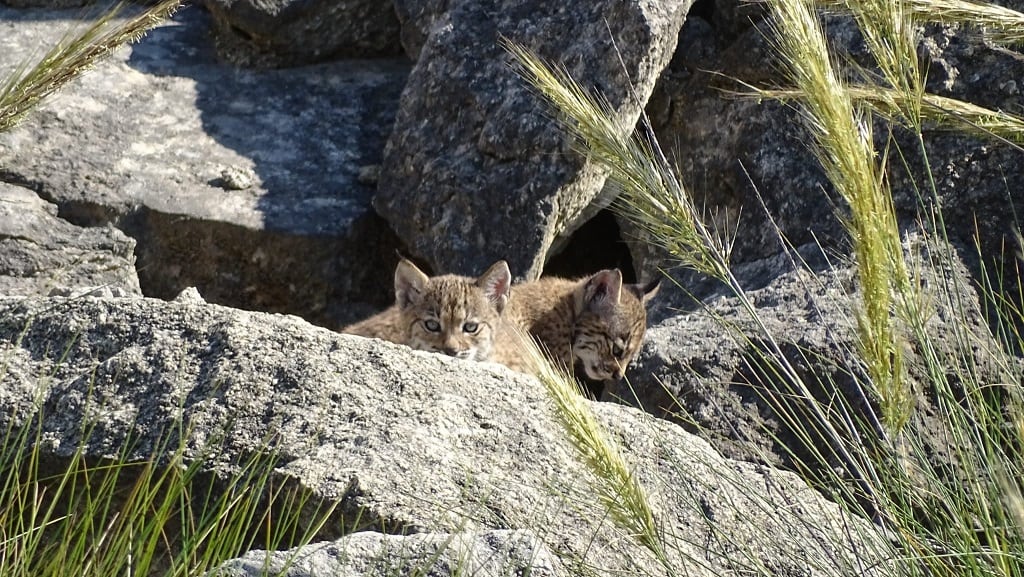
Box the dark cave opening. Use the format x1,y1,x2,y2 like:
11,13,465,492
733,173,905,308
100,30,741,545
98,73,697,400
690,0,714,20
542,208,637,283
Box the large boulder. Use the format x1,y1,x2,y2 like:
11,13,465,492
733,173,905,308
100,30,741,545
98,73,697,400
647,16,840,270
0,294,890,576
610,236,1012,483
0,182,141,297
0,4,409,328
202,0,403,68
376,0,691,281
651,9,1024,282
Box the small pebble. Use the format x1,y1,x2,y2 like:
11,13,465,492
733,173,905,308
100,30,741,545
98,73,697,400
219,166,256,190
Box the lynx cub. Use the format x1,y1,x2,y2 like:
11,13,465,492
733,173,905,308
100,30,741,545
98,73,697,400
494,269,659,381
343,258,512,361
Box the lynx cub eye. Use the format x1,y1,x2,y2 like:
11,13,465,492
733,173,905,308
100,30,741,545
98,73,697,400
612,339,626,359
424,319,442,332
462,321,479,334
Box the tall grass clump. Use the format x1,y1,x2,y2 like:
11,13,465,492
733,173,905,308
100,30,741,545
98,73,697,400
0,0,182,132
0,388,337,577
891,236,1024,577
796,1,1024,571
509,0,1024,574
766,0,916,431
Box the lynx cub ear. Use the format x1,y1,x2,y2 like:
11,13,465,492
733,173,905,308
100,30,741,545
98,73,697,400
633,278,660,304
477,260,512,314
580,269,623,312
394,258,430,309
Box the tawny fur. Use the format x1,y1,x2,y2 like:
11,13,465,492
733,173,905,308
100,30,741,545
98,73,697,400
491,270,659,381
343,259,511,362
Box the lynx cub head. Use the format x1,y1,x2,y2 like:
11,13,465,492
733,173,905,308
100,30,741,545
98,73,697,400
572,269,659,381
395,258,511,361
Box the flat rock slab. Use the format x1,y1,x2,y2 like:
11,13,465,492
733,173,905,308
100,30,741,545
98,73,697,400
0,5,411,327
213,530,560,577
376,0,690,280
0,182,141,297
0,295,890,576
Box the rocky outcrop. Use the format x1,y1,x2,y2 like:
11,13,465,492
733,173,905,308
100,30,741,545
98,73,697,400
6,2,1024,573
0,295,890,576
0,183,141,297
612,252,860,468
202,0,403,68
0,4,409,328
375,0,691,281
610,11,1024,463
647,17,840,270
4,2,1021,315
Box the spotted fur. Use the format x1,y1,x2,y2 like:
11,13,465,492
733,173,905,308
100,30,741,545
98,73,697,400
495,269,659,381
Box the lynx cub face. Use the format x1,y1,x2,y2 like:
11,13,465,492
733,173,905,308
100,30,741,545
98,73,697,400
571,269,659,381
342,258,511,362
396,259,511,361
495,268,659,383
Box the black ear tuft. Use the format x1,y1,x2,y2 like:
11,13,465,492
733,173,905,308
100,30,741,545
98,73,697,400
627,277,661,305
640,278,661,303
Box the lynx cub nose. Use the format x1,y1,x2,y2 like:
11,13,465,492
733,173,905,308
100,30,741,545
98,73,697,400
443,346,470,359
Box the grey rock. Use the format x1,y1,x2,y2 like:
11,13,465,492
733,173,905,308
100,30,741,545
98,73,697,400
0,295,890,576
376,0,691,280
887,19,1024,286
202,0,402,68
705,0,766,44
212,530,560,577
173,285,206,303
392,0,449,60
0,182,141,297
0,0,87,7
610,236,1011,483
651,17,843,269
0,5,411,328
611,257,858,468
217,166,256,191
652,12,1024,283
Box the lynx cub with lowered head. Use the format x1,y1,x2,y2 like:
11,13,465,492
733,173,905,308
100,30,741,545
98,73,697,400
343,258,512,362
494,268,659,382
